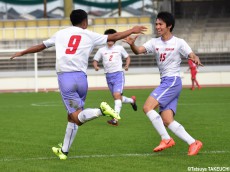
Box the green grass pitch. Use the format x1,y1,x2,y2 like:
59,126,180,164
0,87,229,172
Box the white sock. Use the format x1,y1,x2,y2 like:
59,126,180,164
78,108,102,123
146,110,171,140
62,122,78,153
114,99,122,114
168,120,195,145
122,96,134,104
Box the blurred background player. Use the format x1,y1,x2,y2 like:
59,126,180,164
10,9,147,160
124,11,203,156
187,59,201,90
93,29,137,126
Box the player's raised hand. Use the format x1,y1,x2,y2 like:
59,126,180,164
131,26,147,34
123,35,139,46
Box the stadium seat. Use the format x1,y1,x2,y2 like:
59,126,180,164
128,17,139,24
94,18,105,25
48,27,60,36
15,28,26,39
3,28,15,40
3,21,15,28
15,20,27,27
104,25,117,31
37,20,49,27
26,28,38,39
49,19,60,26
60,18,70,26
139,16,151,23
0,29,3,40
116,25,129,32
37,27,49,39
105,18,116,25
117,18,128,24
26,20,37,27
93,25,106,34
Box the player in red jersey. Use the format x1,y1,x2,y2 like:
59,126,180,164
188,59,201,90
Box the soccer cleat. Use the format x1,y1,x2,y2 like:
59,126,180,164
188,140,203,156
153,138,175,152
107,118,118,126
100,102,121,120
131,96,137,111
52,145,67,160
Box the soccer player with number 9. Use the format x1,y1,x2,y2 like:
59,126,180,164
10,9,147,160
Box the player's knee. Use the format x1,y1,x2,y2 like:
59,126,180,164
69,111,83,126
113,93,121,100
143,105,150,114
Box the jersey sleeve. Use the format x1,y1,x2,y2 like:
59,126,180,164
43,34,56,48
89,31,108,46
178,39,192,58
143,39,155,54
120,46,129,58
93,48,102,62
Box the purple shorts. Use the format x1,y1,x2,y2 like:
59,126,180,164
150,76,182,114
106,71,125,94
58,71,88,114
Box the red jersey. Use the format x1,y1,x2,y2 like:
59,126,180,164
188,59,197,71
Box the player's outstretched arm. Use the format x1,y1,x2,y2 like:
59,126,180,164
10,44,47,60
188,52,204,67
107,26,147,42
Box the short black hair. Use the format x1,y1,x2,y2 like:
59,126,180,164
70,9,88,26
104,29,117,35
157,11,175,32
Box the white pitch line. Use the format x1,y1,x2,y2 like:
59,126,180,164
0,151,229,162
31,102,62,107
29,102,230,107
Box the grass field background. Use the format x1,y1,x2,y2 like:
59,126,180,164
0,87,229,172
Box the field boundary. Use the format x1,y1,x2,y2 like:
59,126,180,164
1,150,229,162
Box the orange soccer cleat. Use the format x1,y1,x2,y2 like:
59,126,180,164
153,138,175,152
188,140,203,156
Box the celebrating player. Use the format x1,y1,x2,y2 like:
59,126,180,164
10,9,147,160
124,11,203,155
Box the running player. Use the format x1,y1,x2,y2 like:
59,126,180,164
93,29,137,126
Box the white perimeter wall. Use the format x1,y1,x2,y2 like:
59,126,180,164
0,66,229,92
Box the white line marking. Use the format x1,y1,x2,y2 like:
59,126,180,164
31,102,62,107
0,151,229,162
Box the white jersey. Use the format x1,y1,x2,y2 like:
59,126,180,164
93,45,129,73
43,26,108,73
143,36,192,78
